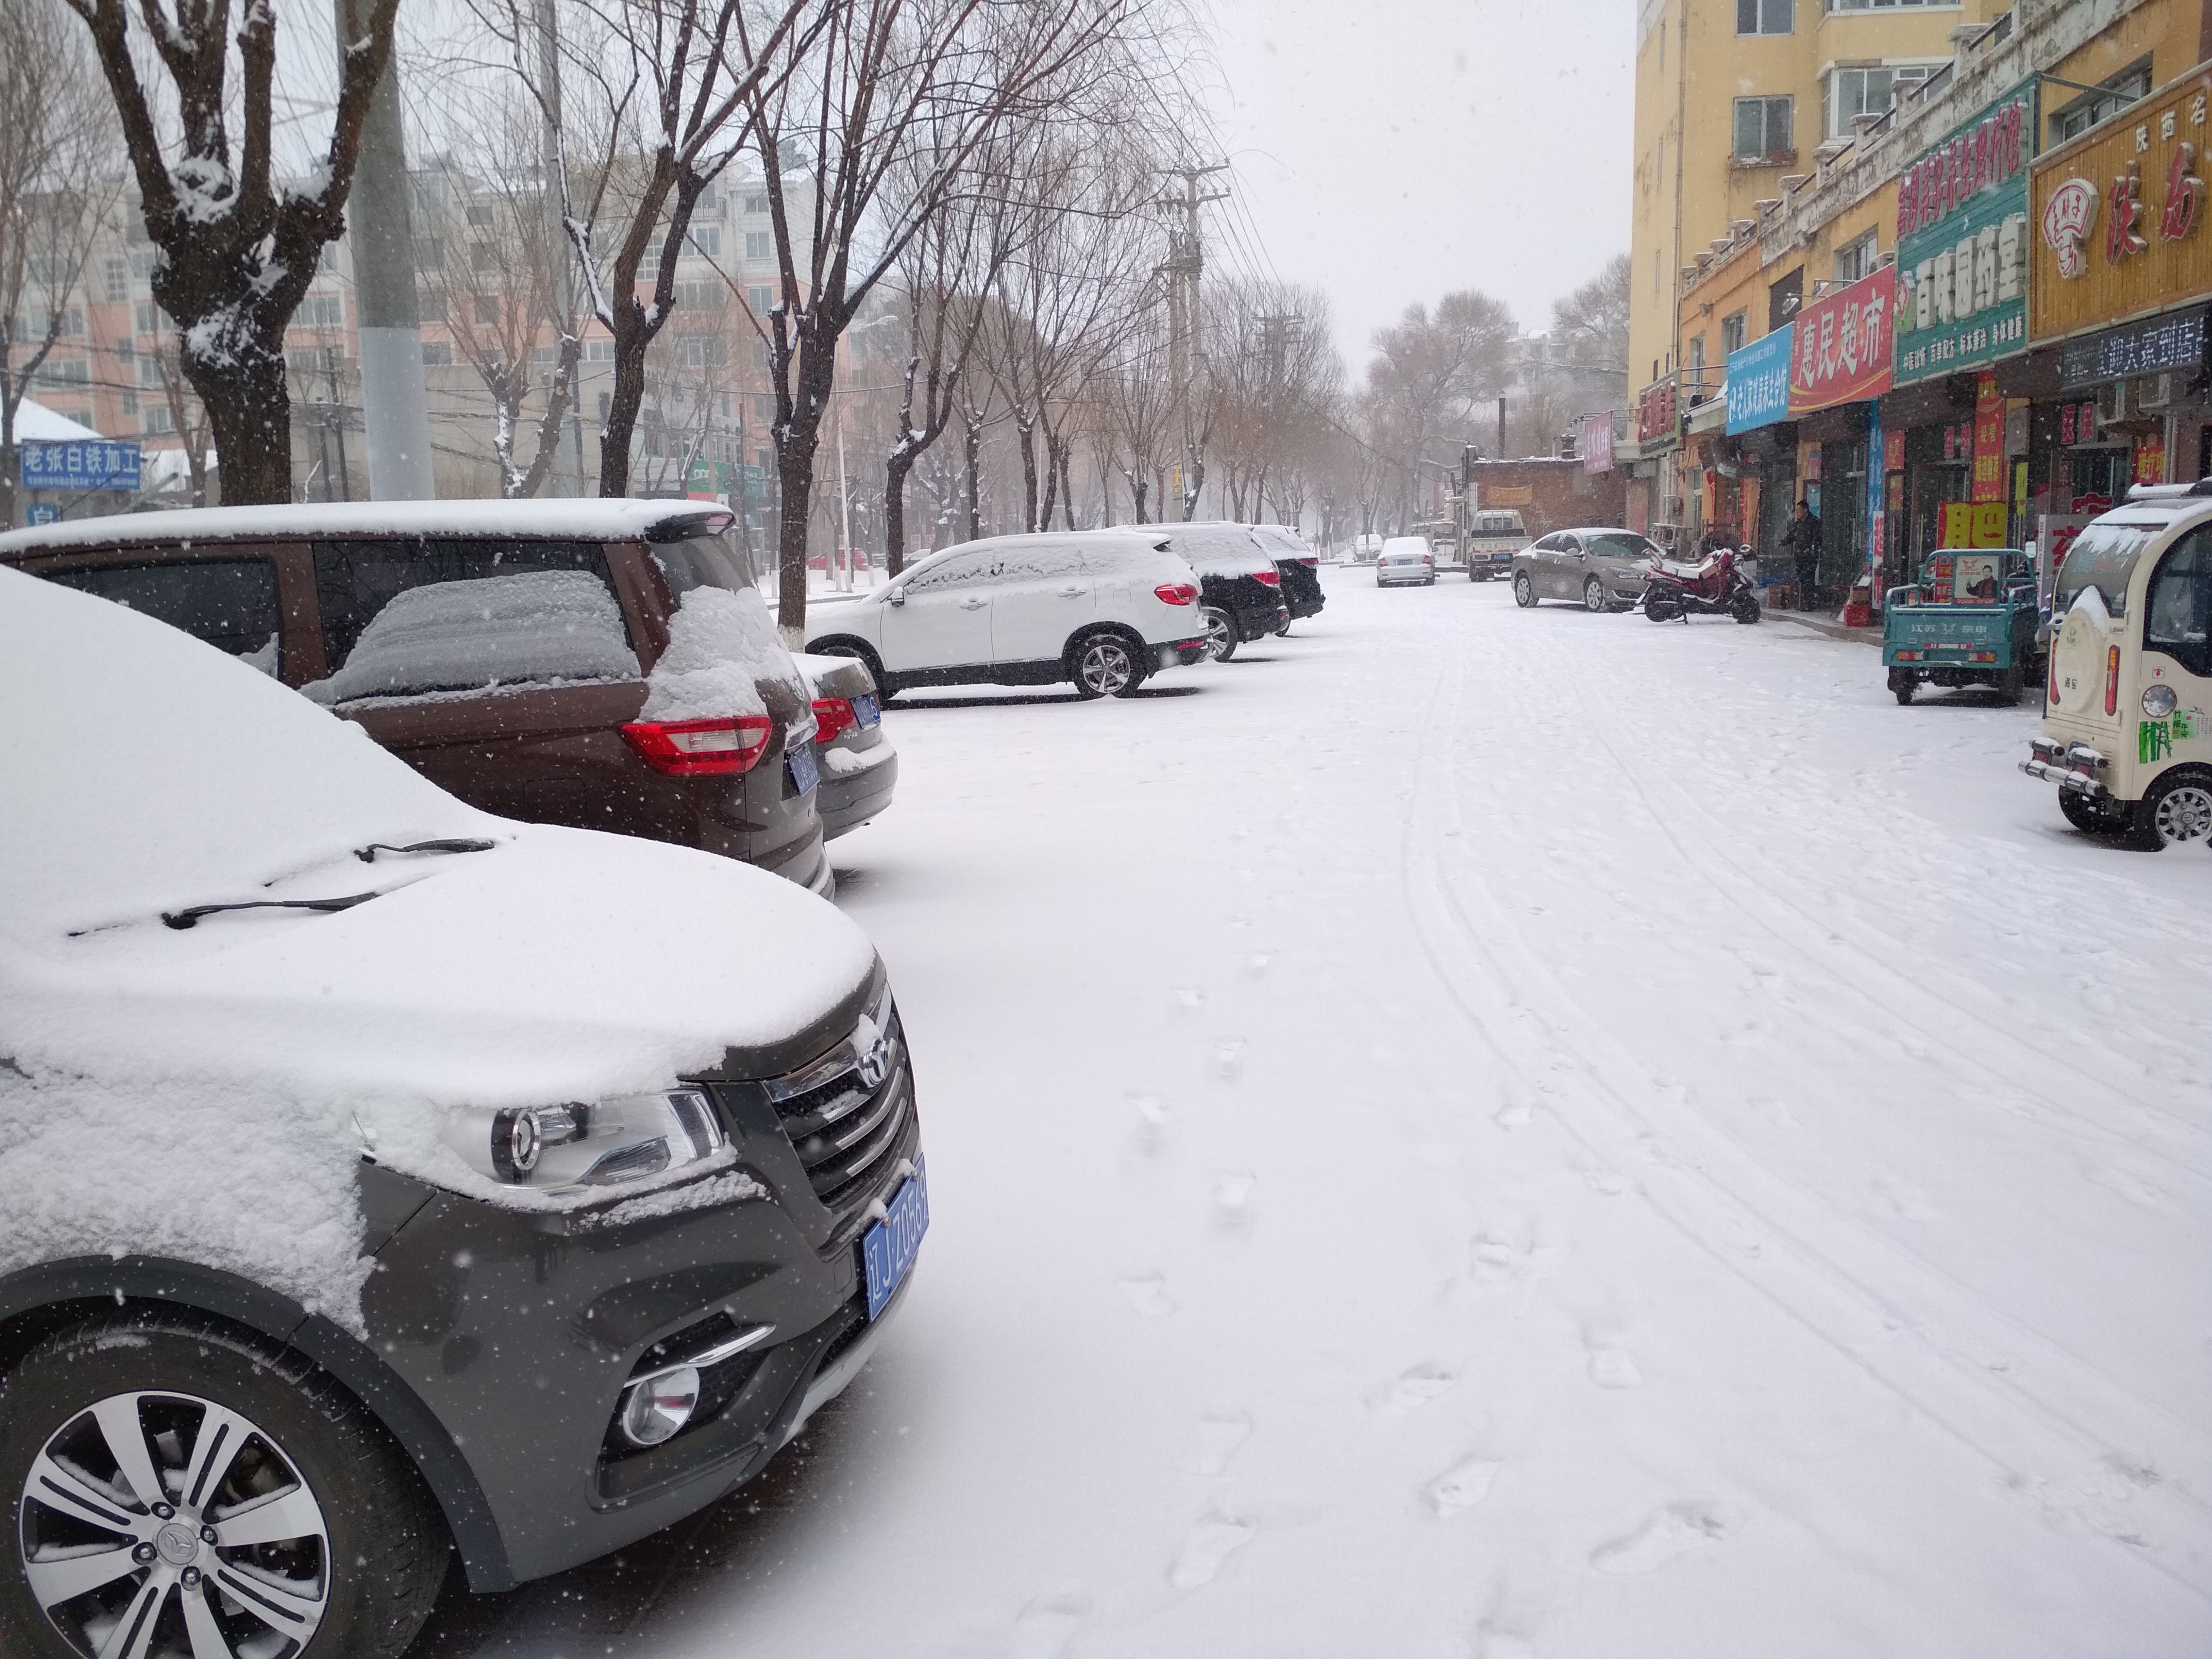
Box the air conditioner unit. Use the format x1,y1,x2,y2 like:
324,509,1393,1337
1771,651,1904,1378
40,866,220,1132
2137,372,2181,413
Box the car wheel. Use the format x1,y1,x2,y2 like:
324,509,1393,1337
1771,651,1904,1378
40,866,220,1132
1200,608,1237,663
1274,619,1292,637
2058,788,2127,833
0,1313,447,1659
1512,572,1536,608
1072,631,1141,699
2132,771,2212,850
1995,664,2026,705
1888,668,1916,705
1583,577,1607,614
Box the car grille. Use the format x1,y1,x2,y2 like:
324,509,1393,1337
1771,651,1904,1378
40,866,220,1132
761,988,918,1245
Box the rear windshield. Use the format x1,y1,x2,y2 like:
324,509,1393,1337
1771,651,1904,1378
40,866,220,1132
43,557,281,674
2053,522,2159,621
306,538,639,703
1587,533,1658,562
651,529,765,596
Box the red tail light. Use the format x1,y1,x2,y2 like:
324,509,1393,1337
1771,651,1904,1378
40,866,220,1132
2048,652,2060,707
1297,556,1318,566
1153,581,1199,605
2104,644,2121,715
1254,568,1281,586
811,697,857,744
622,714,774,775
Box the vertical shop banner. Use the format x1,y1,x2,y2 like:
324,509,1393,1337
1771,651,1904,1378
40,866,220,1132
1896,81,2038,383
1970,371,2006,501
1724,325,1794,433
1580,412,1614,474
1787,266,1896,414
1865,405,1885,599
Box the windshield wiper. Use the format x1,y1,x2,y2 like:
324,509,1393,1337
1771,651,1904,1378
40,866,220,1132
353,838,496,862
162,893,380,930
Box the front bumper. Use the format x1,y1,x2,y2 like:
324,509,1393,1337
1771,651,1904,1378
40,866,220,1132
2020,736,2111,797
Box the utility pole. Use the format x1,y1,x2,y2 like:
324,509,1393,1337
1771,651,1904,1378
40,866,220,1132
340,0,435,500
534,0,585,496
1160,163,1226,522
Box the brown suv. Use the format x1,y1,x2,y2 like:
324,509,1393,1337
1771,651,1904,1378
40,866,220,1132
0,499,832,893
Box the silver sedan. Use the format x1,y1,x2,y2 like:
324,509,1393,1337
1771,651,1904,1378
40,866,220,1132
1511,528,1658,613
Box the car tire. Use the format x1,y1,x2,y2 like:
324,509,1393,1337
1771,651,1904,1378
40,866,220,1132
1888,669,1916,705
1583,577,1607,614
0,1312,448,1659
1512,572,1537,608
1200,608,1237,663
812,641,893,701
2131,769,2212,850
1274,619,1292,637
1995,664,2026,705
1071,631,1143,699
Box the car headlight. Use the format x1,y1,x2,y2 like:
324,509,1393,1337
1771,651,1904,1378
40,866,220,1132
2143,684,2179,718
441,1086,726,1193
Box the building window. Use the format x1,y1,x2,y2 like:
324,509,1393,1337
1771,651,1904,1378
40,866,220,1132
674,279,721,311
586,339,615,361
470,243,495,272
298,294,344,330
745,231,774,260
1736,0,1791,33
474,294,500,326
1833,230,1880,283
1721,310,1749,355
422,341,453,366
1825,64,1941,138
747,283,774,311
2051,64,2152,144
674,334,727,368
1733,96,1794,163
598,391,610,423
743,194,769,215
418,238,444,270
688,225,722,257
320,244,340,272
121,390,138,414
418,294,448,324
104,258,129,303
1768,266,1803,329
466,204,495,227
143,407,174,434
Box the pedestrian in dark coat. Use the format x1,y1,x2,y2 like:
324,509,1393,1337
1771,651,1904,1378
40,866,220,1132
1788,500,1822,609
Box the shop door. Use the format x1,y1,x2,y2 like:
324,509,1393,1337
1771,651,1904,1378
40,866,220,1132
1757,462,1796,559
1914,463,1967,557
1821,439,1866,595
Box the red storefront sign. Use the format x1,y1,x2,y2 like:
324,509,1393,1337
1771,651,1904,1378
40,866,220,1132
1971,370,2006,501
1581,411,1615,473
1787,266,1897,414
1637,379,1678,443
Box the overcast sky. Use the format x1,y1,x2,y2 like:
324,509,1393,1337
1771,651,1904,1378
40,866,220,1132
1202,0,1635,379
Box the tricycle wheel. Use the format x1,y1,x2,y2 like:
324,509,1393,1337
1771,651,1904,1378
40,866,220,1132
1887,668,1915,705
1732,593,1761,624
1996,664,2026,705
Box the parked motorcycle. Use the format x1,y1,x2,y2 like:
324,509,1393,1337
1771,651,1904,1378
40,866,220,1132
1643,547,1762,625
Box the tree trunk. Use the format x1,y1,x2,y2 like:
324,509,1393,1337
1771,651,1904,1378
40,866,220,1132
1015,414,1039,532
965,410,983,542
884,449,915,576
597,315,652,497
1129,469,1149,523
186,332,294,506
773,334,839,646
1035,428,1060,533
1057,440,1076,530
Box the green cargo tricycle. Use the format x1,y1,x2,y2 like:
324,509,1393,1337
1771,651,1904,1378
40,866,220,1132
1883,549,2043,706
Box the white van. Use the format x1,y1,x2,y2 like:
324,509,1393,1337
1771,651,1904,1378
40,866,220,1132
803,531,1210,699
1464,509,1530,581
2021,482,2212,847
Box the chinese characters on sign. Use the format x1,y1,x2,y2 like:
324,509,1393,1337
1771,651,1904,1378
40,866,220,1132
2056,304,2209,388
1723,324,1793,434
19,440,143,492
1971,371,2006,503
1896,84,2037,384
1787,266,1895,414
1637,378,1678,446
1580,412,1615,474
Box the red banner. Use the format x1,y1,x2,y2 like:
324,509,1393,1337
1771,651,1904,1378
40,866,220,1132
1787,266,1896,415
1970,370,2005,503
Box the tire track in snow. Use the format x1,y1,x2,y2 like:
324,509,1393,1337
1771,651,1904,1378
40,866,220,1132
1393,629,2212,1601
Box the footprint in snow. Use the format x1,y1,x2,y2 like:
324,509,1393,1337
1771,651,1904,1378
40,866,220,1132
1590,1503,1737,1573
1245,952,1274,977
1211,1170,1255,1230
1495,1088,1534,1129
1168,1507,1256,1588
1873,1170,1934,1222
1186,1411,1252,1476
1367,1363,1455,1417
1213,1038,1245,1079
1118,1272,1176,1317
1425,1455,1501,1519
1582,1167,1628,1197
2085,1163,2161,1206
1174,986,1205,1011
1009,1589,1092,1659
1583,1328,1643,1389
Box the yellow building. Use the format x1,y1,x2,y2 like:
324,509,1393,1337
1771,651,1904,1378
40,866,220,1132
1630,0,2005,399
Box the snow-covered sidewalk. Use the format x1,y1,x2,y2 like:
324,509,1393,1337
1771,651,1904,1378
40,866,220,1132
420,568,2212,1659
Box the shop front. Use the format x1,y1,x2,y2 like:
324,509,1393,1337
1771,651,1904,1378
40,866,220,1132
1788,264,1896,614
1889,79,2038,573
1632,375,1682,547
2029,64,2212,572
1723,322,1797,576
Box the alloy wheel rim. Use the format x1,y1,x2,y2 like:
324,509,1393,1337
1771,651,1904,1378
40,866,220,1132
2154,784,2212,844
20,1389,331,1659
1204,614,1232,655
1083,641,1131,694
1584,579,1604,612
1515,575,1532,606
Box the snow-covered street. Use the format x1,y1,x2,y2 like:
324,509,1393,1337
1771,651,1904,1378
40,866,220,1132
418,565,2212,1659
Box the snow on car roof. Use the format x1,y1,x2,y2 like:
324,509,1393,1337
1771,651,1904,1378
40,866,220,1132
0,496,733,558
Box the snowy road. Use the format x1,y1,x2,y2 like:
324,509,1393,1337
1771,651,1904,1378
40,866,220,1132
417,567,2212,1659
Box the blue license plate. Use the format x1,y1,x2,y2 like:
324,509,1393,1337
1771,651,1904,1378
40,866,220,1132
788,739,820,795
853,692,881,728
862,1160,928,1319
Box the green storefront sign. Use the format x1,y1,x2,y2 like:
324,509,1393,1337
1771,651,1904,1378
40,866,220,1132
1893,81,2039,385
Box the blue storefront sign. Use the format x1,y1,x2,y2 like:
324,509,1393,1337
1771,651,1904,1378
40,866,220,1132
25,504,60,525
1724,324,1794,434
1893,80,2038,385
21,439,142,491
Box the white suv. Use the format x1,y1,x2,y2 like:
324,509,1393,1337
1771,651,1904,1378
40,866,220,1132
803,532,1210,699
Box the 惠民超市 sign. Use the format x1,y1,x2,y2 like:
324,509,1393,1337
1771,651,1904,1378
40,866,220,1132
1788,265,1894,414
1895,81,2038,385
1723,323,1793,434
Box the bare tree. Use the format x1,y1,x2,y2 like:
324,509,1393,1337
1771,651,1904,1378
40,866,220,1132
58,0,410,502
0,0,118,526
742,0,1169,641
149,337,214,505
1362,289,1515,526
1100,318,1172,523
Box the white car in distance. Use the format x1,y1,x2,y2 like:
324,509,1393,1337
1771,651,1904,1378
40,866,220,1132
1375,537,1437,587
803,532,1211,700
